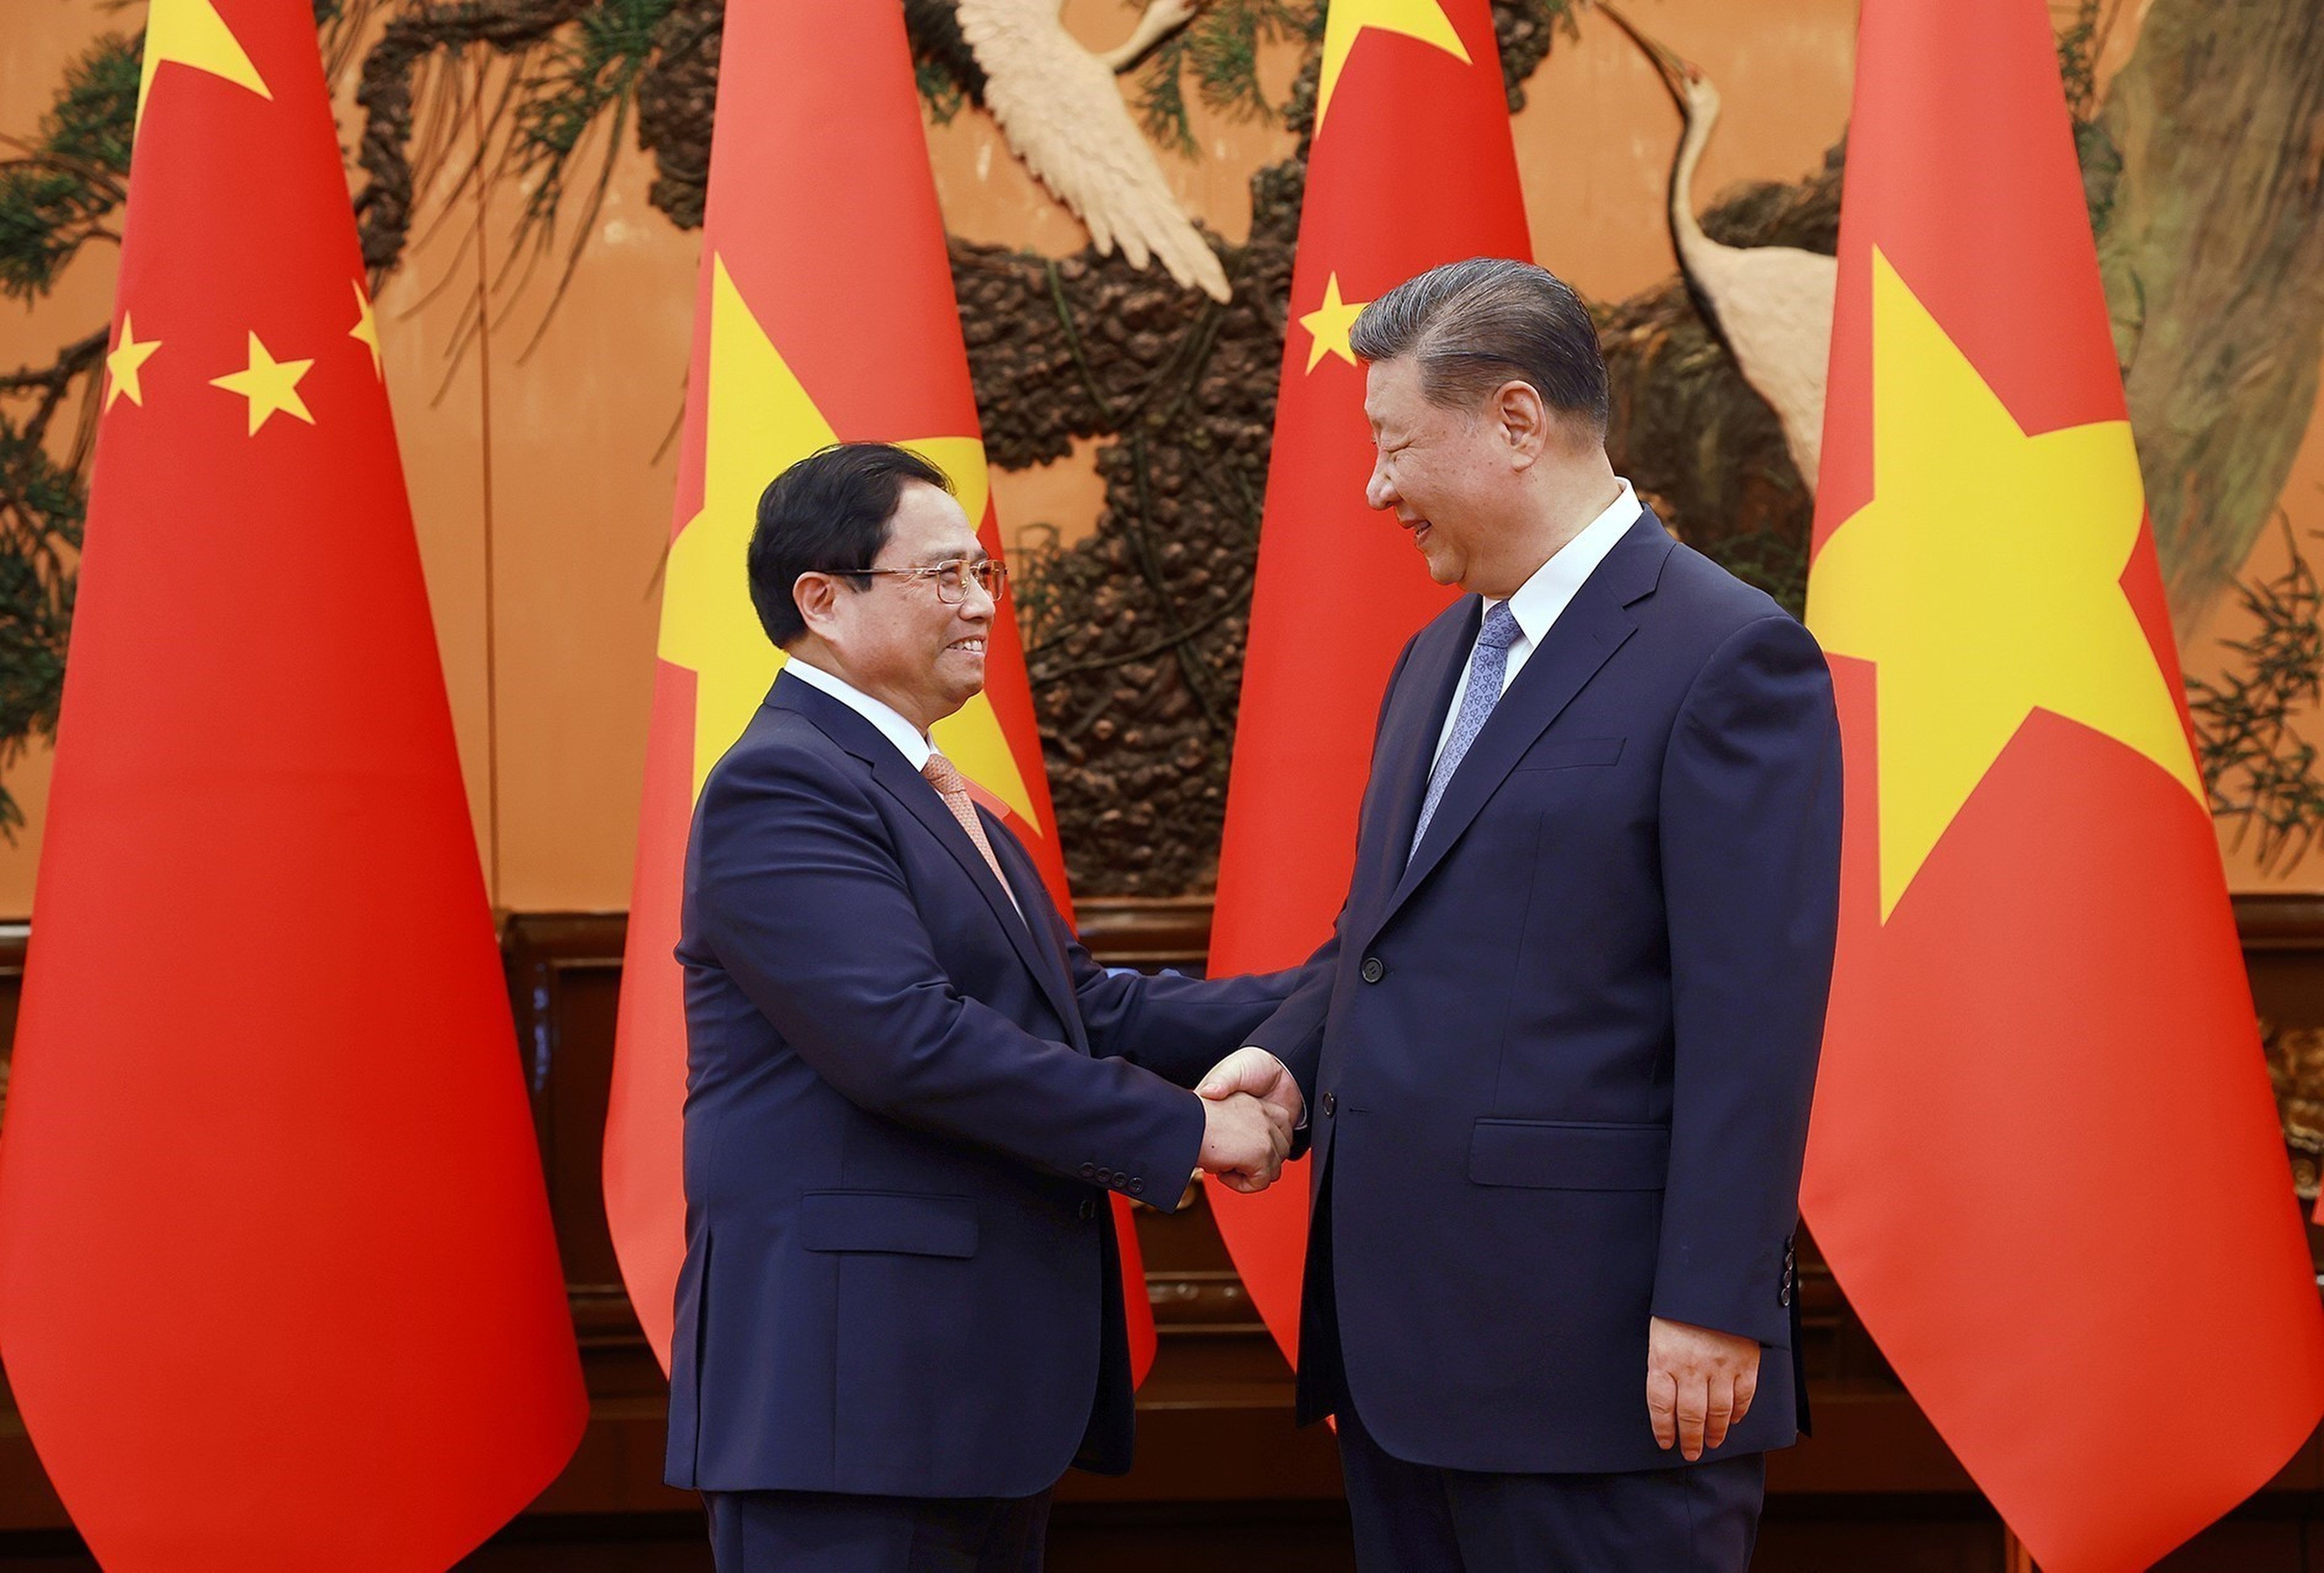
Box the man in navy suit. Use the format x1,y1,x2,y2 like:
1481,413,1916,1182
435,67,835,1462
666,442,1299,1572
1203,258,1843,1570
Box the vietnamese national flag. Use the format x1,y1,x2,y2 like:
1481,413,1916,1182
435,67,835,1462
1800,2,2324,1567
604,0,1157,1379
1207,0,1529,1366
0,0,587,1565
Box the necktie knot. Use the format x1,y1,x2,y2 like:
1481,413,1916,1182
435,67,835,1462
921,753,1026,924
1410,601,1524,859
1475,601,1520,652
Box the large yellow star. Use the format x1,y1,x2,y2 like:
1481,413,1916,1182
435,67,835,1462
1806,248,2199,921
348,281,384,380
1315,0,1470,135
137,0,272,126
105,314,161,412
209,332,313,435
658,255,1040,832
1300,273,1368,373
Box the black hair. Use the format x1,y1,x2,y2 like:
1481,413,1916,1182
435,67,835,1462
1348,257,1610,437
746,442,953,648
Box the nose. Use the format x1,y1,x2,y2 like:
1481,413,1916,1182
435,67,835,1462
1365,455,1397,512
959,574,997,622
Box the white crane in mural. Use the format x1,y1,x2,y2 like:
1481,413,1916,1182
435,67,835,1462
1599,3,1837,491
956,0,1234,302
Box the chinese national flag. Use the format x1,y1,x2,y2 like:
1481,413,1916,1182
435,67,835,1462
604,0,1155,1379
0,1,587,1566
1800,2,2324,1567
1207,0,1529,1365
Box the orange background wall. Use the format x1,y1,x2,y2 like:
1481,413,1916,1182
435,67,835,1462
3,0,2318,915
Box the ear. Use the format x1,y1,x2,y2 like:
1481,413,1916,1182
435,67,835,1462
793,571,845,637
1493,379,1551,469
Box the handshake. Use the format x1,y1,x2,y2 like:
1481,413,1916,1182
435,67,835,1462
1192,1046,1305,1193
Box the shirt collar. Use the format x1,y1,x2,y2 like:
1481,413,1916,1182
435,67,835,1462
1490,478,1642,647
783,654,934,771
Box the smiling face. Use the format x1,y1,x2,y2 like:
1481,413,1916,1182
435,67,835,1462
819,480,993,733
1363,355,1533,595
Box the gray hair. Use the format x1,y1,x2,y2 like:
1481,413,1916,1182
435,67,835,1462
1347,257,1609,437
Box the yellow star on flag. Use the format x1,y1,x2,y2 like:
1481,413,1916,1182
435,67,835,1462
210,332,314,435
137,0,272,125
348,281,384,380
657,254,1040,830
1315,0,1470,135
1806,248,2199,921
1300,273,1369,372
105,314,161,412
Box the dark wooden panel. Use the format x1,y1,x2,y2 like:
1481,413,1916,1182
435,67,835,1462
1,897,2322,1568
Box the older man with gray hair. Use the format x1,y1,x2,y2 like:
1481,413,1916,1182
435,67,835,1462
1203,257,1844,1570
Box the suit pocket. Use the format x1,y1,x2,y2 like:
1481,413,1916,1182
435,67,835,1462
800,1190,979,1257
1468,1120,1670,1190
1514,735,1624,770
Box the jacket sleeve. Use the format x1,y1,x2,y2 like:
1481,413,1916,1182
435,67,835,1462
1649,613,1843,1347
690,745,1205,1203
1064,934,1313,1089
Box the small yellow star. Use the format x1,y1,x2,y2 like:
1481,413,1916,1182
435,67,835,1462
348,281,383,380
1315,0,1470,135
138,0,271,126
105,314,162,412
210,332,314,435
1300,274,1369,373
1806,248,2198,920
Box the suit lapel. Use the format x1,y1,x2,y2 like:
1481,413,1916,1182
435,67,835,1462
986,822,1089,1051
1369,513,1675,939
1348,603,1475,930
772,674,1085,1036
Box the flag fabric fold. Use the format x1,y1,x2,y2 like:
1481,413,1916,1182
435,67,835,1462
603,0,1153,1380
0,1,587,1564
1800,3,2324,1567
1205,0,1531,1366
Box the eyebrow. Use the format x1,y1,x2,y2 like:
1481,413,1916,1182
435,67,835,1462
903,547,992,567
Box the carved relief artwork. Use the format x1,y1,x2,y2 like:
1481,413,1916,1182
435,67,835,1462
3,0,2323,905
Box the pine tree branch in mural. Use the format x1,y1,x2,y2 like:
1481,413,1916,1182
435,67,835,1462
2187,516,2324,875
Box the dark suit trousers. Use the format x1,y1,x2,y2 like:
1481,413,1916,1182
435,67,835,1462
704,1488,1052,1573
1337,1399,1763,1573
1311,1172,1764,1573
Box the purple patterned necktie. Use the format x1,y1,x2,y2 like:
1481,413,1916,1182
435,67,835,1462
1411,601,1522,859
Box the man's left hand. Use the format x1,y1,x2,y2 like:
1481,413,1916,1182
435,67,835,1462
1646,1316,1759,1461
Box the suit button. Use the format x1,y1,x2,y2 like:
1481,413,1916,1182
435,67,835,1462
1360,957,1385,983
1321,1092,1338,1117
1078,1198,1097,1220
1780,1286,1793,1307
1095,1167,1114,1184
1129,1178,1145,1196
1079,1163,1096,1180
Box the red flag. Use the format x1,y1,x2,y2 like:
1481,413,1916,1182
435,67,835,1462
1800,3,2324,1566
1207,0,1529,1365
0,1,586,1564
604,0,1157,1382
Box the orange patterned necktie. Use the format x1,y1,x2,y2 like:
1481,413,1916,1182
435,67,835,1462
922,753,1026,922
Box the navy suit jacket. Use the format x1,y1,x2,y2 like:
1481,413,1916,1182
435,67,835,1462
1252,508,1843,1475
665,672,1295,1499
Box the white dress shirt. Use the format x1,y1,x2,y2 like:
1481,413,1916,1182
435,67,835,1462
783,655,933,771
1430,479,1643,768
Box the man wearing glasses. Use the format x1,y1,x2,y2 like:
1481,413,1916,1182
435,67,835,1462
665,441,1300,1573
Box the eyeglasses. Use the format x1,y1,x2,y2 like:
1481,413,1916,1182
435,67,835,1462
841,556,1009,605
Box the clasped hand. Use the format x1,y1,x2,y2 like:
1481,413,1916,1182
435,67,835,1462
1191,1047,1305,1193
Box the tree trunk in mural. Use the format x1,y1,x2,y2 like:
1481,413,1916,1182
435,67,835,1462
2097,0,2324,634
